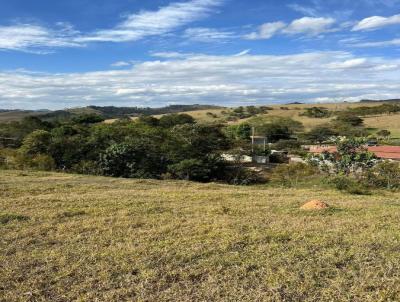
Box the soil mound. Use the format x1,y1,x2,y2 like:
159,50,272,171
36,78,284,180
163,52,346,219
301,200,330,210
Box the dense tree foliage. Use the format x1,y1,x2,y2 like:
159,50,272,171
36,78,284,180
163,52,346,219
347,103,400,116
301,107,331,118
306,126,337,144
1,104,399,187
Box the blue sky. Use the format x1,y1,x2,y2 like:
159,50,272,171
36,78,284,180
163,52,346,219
0,0,400,109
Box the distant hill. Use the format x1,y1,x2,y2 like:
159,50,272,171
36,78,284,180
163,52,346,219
286,102,304,105
83,104,224,119
0,104,224,122
360,99,400,103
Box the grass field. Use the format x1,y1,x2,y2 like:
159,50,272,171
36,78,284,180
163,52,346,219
1,170,400,301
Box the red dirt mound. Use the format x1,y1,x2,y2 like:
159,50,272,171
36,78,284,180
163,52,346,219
300,200,330,210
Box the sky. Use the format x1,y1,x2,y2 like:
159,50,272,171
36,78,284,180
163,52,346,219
0,0,400,109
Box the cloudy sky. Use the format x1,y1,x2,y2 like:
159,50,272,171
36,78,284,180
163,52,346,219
1,0,400,109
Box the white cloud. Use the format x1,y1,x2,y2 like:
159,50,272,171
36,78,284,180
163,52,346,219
349,38,400,48
353,14,400,31
183,27,235,42
282,17,336,36
244,22,286,40
0,24,81,53
1,51,400,109
245,17,336,40
77,0,224,43
150,52,193,58
233,49,251,56
111,61,132,67
0,0,223,53
287,4,318,17
326,58,369,69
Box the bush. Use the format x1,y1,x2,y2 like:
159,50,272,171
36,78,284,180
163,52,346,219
31,154,56,171
167,159,210,181
159,114,195,128
0,150,6,168
271,163,317,187
71,160,101,175
301,107,331,118
335,113,364,127
72,114,105,125
99,141,165,179
273,140,302,151
328,175,371,195
306,126,337,144
224,166,265,185
20,130,52,156
363,161,400,190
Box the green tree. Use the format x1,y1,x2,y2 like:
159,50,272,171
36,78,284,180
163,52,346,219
309,138,376,175
364,161,400,189
225,123,252,141
99,139,166,178
20,130,52,155
335,113,364,127
306,126,337,144
271,163,317,187
159,114,195,128
301,107,331,118
376,129,391,139
72,114,104,125
167,158,224,181
137,115,159,127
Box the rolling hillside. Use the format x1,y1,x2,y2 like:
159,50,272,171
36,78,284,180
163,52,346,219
171,102,400,136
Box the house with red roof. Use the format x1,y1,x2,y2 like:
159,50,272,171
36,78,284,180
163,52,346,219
308,145,400,161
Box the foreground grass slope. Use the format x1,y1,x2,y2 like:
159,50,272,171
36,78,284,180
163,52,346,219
1,170,400,301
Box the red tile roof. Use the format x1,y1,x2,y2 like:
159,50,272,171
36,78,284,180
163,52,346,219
309,145,400,160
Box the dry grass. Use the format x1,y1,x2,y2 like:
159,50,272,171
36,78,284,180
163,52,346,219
102,102,400,136
363,114,400,137
1,170,400,301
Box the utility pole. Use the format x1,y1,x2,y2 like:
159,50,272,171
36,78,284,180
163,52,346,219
251,127,255,154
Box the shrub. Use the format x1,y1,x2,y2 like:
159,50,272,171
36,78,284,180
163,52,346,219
137,116,159,127
99,141,165,178
20,130,52,156
306,126,337,144
31,154,56,171
363,161,400,189
328,175,371,195
0,214,30,225
335,113,364,127
0,149,7,168
271,163,317,187
273,140,302,151
159,114,195,128
72,114,105,125
301,107,331,118
224,166,265,185
71,160,101,175
167,159,210,181
376,130,391,139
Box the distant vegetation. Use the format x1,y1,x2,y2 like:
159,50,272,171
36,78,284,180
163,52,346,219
0,104,223,122
1,101,400,190
347,103,400,116
300,107,332,118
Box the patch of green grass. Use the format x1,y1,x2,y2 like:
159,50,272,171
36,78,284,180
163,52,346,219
0,213,29,225
1,170,400,301
56,210,87,219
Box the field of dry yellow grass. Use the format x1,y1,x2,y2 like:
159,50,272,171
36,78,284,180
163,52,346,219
1,170,400,301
